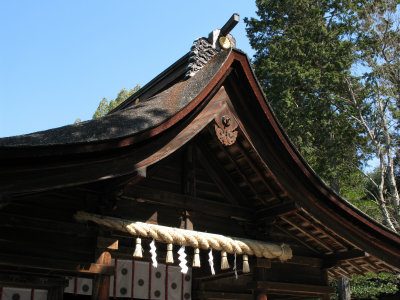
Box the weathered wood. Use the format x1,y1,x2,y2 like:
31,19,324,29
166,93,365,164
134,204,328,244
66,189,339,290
254,290,268,300
123,185,253,220
249,281,335,296
193,290,253,300
0,273,66,289
97,237,118,250
220,14,240,36
257,202,300,220
183,144,196,196
285,256,322,268
337,277,350,300
47,286,64,300
323,249,366,268
0,253,114,275
280,216,334,254
196,140,246,205
273,224,320,254
255,258,271,269
92,251,111,300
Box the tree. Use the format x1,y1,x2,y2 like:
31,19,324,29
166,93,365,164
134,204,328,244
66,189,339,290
245,0,365,195
92,84,141,119
342,0,400,230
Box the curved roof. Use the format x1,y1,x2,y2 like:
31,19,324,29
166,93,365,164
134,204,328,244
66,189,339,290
1,41,400,272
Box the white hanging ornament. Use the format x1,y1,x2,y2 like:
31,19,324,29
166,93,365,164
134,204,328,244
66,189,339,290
178,246,188,274
150,239,158,268
233,252,238,279
208,249,215,275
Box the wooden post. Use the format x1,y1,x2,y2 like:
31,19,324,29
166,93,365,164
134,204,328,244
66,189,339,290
337,277,350,300
47,286,64,300
92,251,112,300
254,290,267,300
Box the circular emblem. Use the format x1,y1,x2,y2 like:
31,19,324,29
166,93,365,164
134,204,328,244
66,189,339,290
184,292,191,299
120,287,127,295
12,294,20,300
82,284,90,292
121,268,128,275
138,279,144,286
219,36,231,50
154,290,161,297
171,282,177,289
155,271,162,278
185,275,191,281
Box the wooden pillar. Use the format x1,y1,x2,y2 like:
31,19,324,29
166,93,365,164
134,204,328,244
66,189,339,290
47,286,64,300
254,290,267,300
92,251,112,300
337,277,350,300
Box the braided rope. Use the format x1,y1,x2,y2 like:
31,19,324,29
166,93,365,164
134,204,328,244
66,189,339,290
75,211,292,261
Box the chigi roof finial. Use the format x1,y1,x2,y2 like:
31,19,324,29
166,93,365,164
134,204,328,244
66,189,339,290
185,13,240,79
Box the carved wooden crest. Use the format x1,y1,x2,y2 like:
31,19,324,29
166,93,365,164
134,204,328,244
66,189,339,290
214,108,238,146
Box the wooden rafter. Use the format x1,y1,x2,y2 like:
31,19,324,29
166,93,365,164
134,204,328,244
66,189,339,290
295,212,349,251
206,127,262,203
280,216,334,254
273,224,320,254
236,139,280,201
196,139,246,205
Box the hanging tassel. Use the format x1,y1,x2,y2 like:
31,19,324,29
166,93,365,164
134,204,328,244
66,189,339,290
133,238,143,258
242,254,250,273
221,251,230,270
178,246,188,274
166,243,174,264
192,248,201,268
208,249,215,275
150,239,158,268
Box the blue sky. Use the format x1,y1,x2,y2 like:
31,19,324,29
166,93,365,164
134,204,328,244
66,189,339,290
0,1,257,137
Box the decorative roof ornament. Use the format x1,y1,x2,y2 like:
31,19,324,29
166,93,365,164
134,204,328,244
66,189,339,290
185,14,239,79
215,107,239,146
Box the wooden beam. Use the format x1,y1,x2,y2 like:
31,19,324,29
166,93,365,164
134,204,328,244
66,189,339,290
0,253,114,275
48,286,64,300
257,202,300,219
296,212,349,251
183,144,196,196
280,216,334,254
249,281,334,296
284,256,322,268
0,273,66,289
207,127,261,200
97,237,118,250
196,141,246,205
273,224,320,254
92,251,111,300
323,249,366,268
123,185,253,220
236,140,280,202
193,290,253,300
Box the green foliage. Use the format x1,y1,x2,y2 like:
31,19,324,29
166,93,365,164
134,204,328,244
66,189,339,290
330,272,399,299
92,84,141,119
245,0,366,194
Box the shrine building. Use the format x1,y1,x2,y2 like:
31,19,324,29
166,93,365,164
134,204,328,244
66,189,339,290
1,14,400,300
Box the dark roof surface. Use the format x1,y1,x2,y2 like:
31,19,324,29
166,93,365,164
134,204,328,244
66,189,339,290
0,49,230,147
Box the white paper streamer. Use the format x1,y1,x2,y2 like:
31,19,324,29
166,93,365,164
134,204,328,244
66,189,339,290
233,252,238,279
150,239,158,268
208,249,215,275
178,246,188,274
